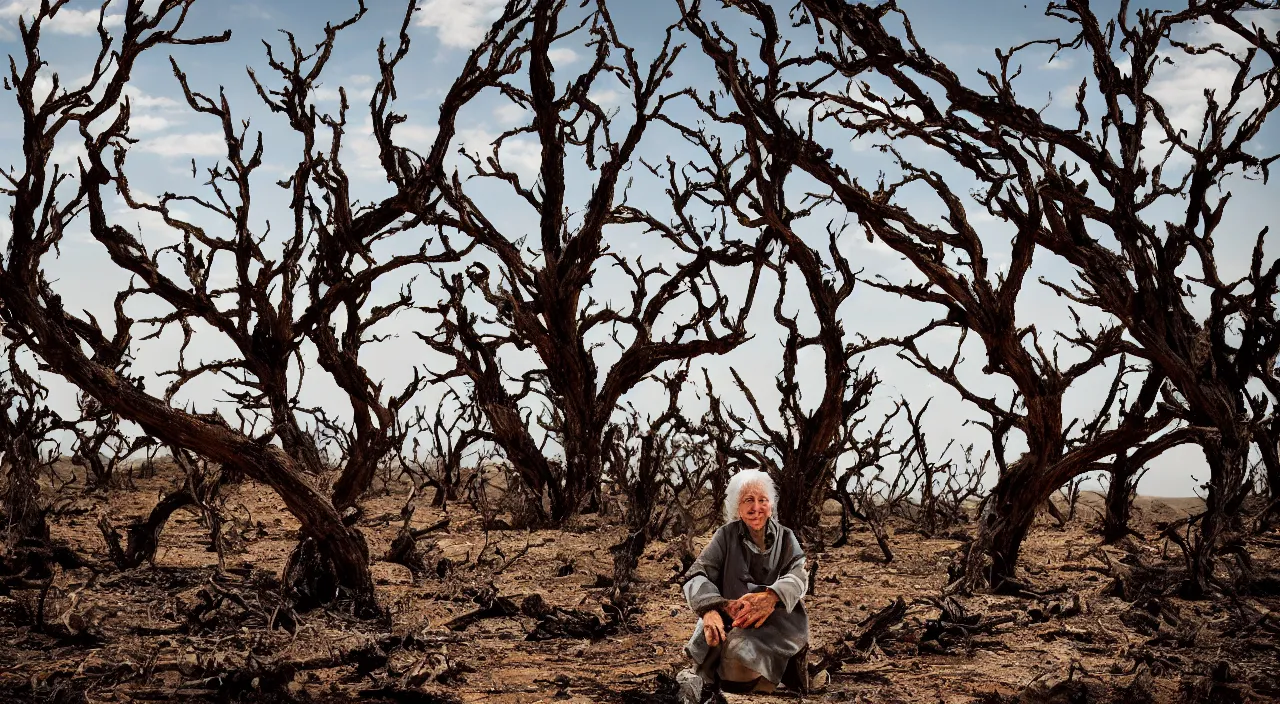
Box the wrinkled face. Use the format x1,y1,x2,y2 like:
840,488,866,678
738,483,772,532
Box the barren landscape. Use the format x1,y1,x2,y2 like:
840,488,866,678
2,463,1277,704
2,0,1279,703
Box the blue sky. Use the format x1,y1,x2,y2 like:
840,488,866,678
2,0,1276,497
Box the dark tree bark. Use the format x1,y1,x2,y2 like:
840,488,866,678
1257,424,1280,506
71,391,155,491
958,3,1280,595
1102,451,1141,543
660,66,899,542
902,399,952,537
768,0,1280,599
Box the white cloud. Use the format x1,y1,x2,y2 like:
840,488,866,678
116,87,186,136
345,117,440,175
314,85,375,103
139,132,227,157
124,86,183,111
392,123,440,153
1140,20,1270,167
415,0,505,50
494,102,528,125
109,194,183,242
0,0,123,37
459,127,540,177
501,138,541,176
50,139,87,171
313,75,377,103
128,114,174,134
32,74,53,105
547,47,578,67
588,89,620,106
1041,55,1073,71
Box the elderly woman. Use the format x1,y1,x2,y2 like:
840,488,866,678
677,469,823,702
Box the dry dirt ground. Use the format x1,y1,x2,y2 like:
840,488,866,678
1,463,1278,704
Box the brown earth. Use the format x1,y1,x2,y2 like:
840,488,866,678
1,462,1277,704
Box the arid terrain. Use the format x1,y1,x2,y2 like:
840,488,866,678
1,462,1277,704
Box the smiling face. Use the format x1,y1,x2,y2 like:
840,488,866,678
737,483,772,533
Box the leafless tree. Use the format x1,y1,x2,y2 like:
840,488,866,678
831,405,902,561
400,387,485,508
0,346,62,545
603,369,692,604
859,0,1280,594
935,444,988,532
658,19,908,543
1099,455,1151,542
1245,300,1280,523
70,391,156,490
98,445,230,570
0,0,516,614
603,368,748,603
416,0,766,525
896,398,957,537
673,183,885,543
679,0,1211,592
1053,475,1088,528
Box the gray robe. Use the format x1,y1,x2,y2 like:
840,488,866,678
682,518,809,684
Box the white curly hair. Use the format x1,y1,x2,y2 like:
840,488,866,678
723,469,778,525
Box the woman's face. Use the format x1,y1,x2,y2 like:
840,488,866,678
738,483,772,532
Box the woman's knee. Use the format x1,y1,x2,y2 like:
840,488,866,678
718,638,761,682
722,631,752,659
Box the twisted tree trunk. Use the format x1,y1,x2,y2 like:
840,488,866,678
1186,434,1251,598
776,453,835,545
1103,452,1139,544
2,458,48,545
98,488,196,569
960,459,1051,591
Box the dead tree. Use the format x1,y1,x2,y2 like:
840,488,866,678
602,368,711,604
802,0,1280,595
0,1,510,614
400,387,485,508
70,391,155,490
1100,453,1149,542
1247,322,1280,522
0,347,62,545
680,0,1200,591
898,398,954,536
660,49,900,543
686,209,883,542
831,406,902,560
888,397,993,537
416,0,765,525
937,444,988,531
97,445,229,570
1053,475,1088,528
1087,364,1197,542
696,370,764,518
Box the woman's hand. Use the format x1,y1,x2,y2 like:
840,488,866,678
702,609,726,646
730,590,779,629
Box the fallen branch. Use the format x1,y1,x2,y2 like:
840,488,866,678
443,584,521,631
816,597,908,670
